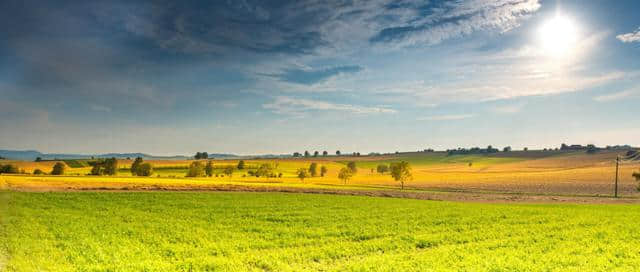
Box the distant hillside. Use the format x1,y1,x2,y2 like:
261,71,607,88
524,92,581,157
0,150,238,161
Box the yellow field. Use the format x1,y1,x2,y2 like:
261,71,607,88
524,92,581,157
2,150,639,197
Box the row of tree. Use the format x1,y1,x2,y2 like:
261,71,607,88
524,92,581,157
293,150,361,157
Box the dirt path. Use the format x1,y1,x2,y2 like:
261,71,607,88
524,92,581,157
4,182,639,204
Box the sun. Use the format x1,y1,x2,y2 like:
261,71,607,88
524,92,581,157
538,15,579,57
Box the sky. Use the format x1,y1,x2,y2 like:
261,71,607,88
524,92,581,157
1,0,639,155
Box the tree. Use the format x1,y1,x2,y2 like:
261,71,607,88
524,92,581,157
338,168,353,184
33,169,44,175
304,151,310,157
586,144,597,154
323,151,328,156
223,166,234,177
51,162,66,175
131,157,143,176
0,164,19,174
523,147,528,151
297,168,309,181
194,152,209,160
309,163,318,177
103,157,118,176
376,164,389,174
186,161,205,177
313,151,319,157
336,150,341,156
293,152,301,157
320,165,328,177
503,146,512,152
137,163,153,176
255,163,274,177
237,160,245,169
35,157,42,162
205,161,214,177
347,161,357,173
390,161,412,189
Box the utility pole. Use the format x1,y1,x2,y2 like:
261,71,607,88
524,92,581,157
615,156,620,198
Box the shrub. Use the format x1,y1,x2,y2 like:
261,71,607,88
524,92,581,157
186,162,205,177
137,163,153,177
347,161,357,173
376,164,389,174
309,163,318,177
338,168,353,184
131,157,143,176
51,162,66,175
0,164,20,174
205,161,214,177
297,168,309,181
320,166,327,177
33,169,44,175
223,166,234,177
237,160,245,170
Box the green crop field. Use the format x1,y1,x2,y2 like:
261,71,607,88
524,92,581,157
2,191,640,271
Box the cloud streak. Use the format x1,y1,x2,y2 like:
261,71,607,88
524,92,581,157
263,96,396,116
418,114,474,121
593,89,638,102
617,28,640,43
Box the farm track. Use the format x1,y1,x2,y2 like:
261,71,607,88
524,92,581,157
4,181,639,204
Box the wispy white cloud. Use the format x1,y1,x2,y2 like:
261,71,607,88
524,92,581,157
418,114,475,121
617,28,640,43
593,89,638,102
263,96,396,116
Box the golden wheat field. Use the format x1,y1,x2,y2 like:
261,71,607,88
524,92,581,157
2,150,638,197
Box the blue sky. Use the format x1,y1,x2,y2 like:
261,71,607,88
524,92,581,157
1,0,639,155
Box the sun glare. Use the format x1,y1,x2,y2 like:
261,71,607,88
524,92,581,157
538,15,579,57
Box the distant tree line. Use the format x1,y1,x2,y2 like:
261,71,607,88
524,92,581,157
194,152,209,160
90,158,118,176
447,145,499,155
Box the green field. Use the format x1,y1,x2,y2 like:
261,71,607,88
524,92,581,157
2,191,640,271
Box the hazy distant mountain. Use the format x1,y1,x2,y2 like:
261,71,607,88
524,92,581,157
0,150,238,161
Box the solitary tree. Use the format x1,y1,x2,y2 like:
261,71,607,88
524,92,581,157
137,163,153,176
223,166,234,177
237,160,245,169
390,161,412,189
336,150,341,156
186,161,205,177
323,151,328,156
309,162,318,177
293,152,301,157
205,160,214,177
376,164,389,174
33,169,44,175
338,167,353,184
297,168,309,181
313,151,319,157
320,165,328,177
131,157,143,176
51,162,66,175
103,157,118,176
347,161,357,173
35,157,42,162
503,146,512,152
304,151,310,157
